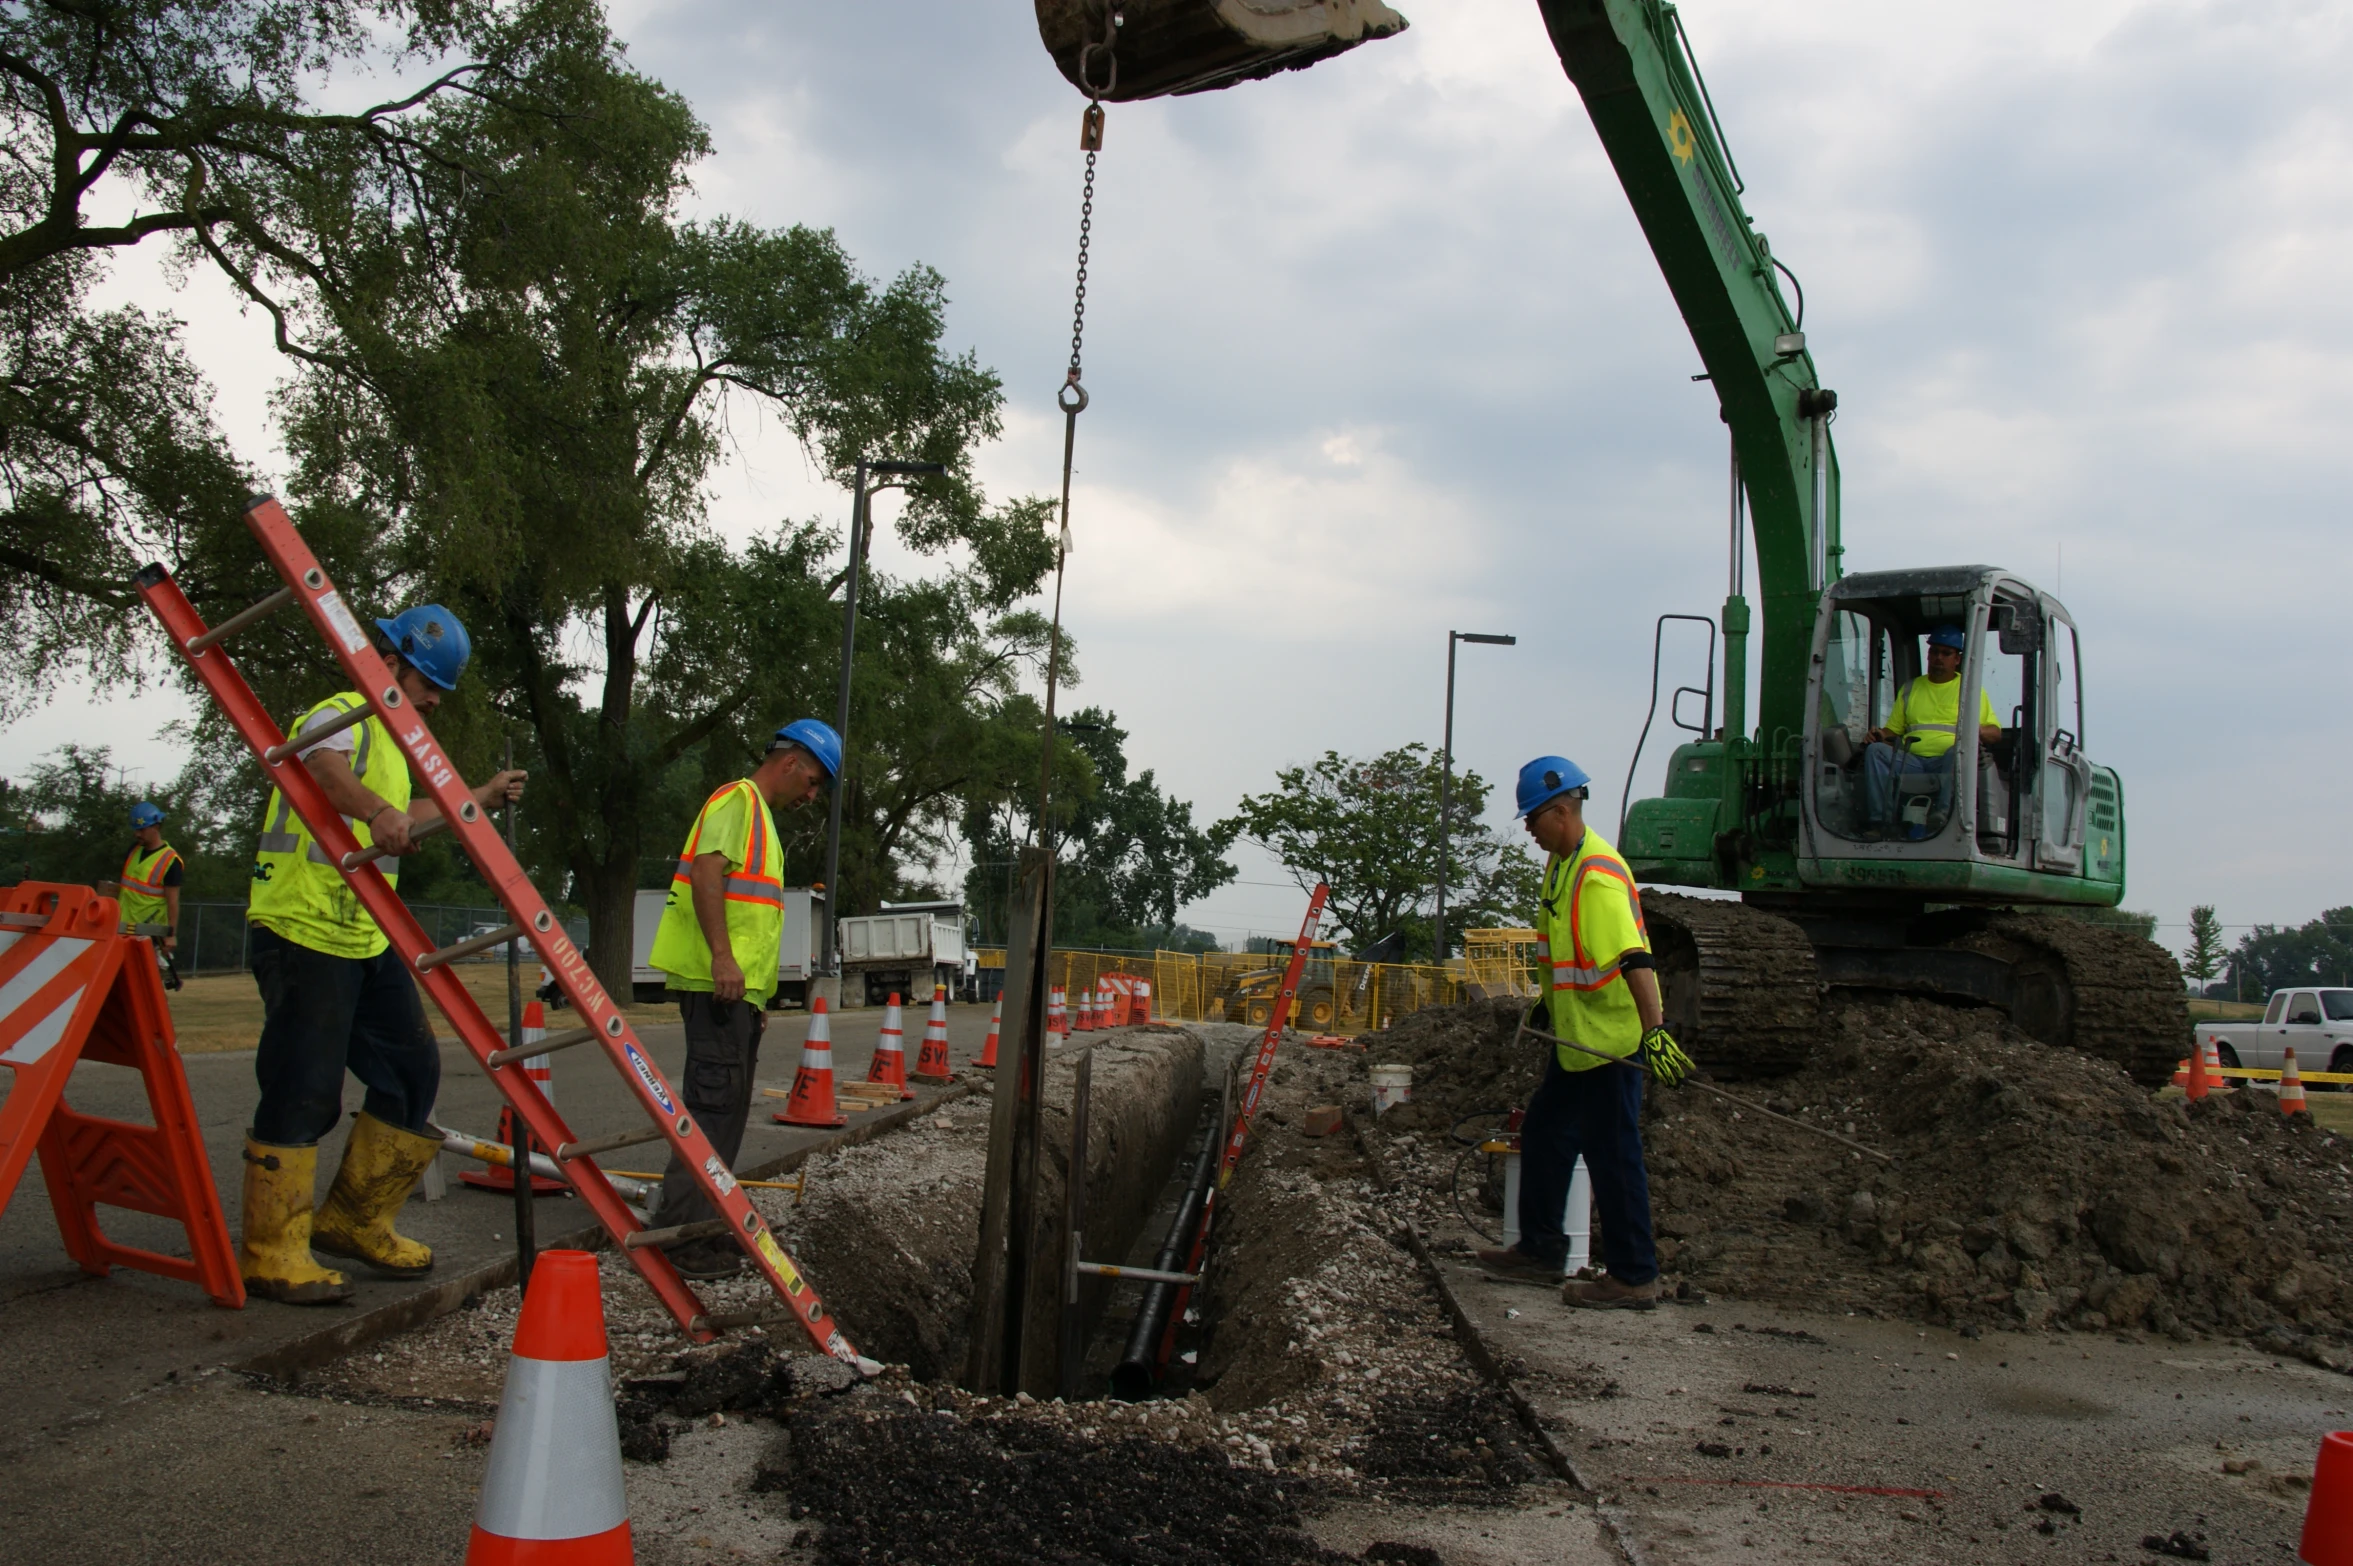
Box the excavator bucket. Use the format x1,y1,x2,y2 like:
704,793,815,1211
1035,0,1409,102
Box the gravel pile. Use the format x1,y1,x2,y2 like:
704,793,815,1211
1357,994,2353,1365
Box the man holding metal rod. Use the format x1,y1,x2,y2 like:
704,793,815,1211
240,604,527,1304
1475,756,1692,1309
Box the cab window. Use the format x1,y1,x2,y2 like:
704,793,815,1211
2289,996,2325,1025
2266,993,2289,1024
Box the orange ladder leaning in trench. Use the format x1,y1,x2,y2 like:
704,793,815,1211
135,495,865,1364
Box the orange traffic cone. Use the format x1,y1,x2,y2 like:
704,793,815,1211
2282,1048,2311,1117
2173,1058,2191,1090
865,994,913,1101
2187,1036,2211,1101
975,997,1002,1068
1078,987,1097,1033
2300,1429,2353,1565
775,999,847,1128
1048,986,1068,1038
913,984,954,1085
466,1250,632,1564
462,1001,565,1194
2206,1037,2232,1092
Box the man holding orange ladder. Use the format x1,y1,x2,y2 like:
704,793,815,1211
645,720,839,1278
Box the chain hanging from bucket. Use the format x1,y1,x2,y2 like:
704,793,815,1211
1036,6,1119,851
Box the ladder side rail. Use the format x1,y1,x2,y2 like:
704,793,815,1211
133,562,713,1337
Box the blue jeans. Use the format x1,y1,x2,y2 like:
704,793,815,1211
1863,742,1953,829
248,925,440,1145
1516,1055,1657,1284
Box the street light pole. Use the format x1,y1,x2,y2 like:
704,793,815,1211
1435,630,1516,963
819,457,947,980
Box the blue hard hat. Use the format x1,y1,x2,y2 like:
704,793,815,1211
773,718,842,781
1927,624,1968,651
1514,755,1591,819
129,801,165,830
374,604,472,690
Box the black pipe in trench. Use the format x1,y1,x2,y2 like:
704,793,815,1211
1110,1107,1222,1401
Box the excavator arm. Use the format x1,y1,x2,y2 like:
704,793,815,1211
1037,0,1833,743
1539,0,1834,744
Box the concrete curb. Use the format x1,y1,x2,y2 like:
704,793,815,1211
1345,1108,1650,1566
236,1079,980,1384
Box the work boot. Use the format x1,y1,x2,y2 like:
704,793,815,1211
238,1138,354,1305
1561,1273,1658,1310
665,1237,746,1281
311,1112,439,1278
1474,1245,1562,1279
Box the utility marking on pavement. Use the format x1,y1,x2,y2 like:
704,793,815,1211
1626,1476,1946,1499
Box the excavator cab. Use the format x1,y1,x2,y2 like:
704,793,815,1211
1800,566,2120,897
1033,0,1408,101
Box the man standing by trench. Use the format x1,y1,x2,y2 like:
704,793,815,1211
241,604,527,1304
1476,756,1691,1309
645,719,839,1278
106,801,182,985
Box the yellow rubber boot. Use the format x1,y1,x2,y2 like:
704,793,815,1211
239,1139,354,1305
312,1112,439,1278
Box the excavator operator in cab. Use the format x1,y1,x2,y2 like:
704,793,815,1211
1862,624,2002,839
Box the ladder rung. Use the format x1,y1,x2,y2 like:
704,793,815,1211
487,1025,599,1068
341,810,448,869
263,698,375,764
625,1218,731,1251
185,585,296,653
416,921,527,972
692,1308,796,1334
558,1125,667,1162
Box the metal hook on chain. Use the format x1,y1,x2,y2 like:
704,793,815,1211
1076,6,1122,102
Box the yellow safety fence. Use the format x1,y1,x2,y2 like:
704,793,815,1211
972,930,1541,1037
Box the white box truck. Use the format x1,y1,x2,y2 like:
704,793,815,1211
838,900,973,1007
630,884,826,1007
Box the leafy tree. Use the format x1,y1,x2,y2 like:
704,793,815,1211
0,0,552,701
960,706,1235,950
2228,910,2353,999
1220,743,1539,959
2182,905,2226,986
250,16,1054,988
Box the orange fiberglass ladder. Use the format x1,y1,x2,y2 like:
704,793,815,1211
136,495,866,1366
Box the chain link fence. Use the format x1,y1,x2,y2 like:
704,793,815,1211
170,900,588,975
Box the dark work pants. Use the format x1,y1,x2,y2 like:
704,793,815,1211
653,991,766,1230
1517,1054,1658,1285
248,924,440,1146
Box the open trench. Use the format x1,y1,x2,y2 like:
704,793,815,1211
296,1022,1577,1564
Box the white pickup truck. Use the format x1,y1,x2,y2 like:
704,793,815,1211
2198,988,2353,1077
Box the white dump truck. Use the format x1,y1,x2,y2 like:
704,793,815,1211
2197,987,2353,1077
629,885,826,1008
837,900,972,1007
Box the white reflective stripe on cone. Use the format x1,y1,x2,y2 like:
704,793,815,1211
474,1354,628,1540
802,1050,834,1068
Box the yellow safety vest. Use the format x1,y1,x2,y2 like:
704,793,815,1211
1885,676,1998,761
648,779,784,1003
118,841,180,928
248,692,410,960
1535,828,1649,1072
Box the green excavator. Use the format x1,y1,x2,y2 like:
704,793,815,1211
1034,0,2189,1083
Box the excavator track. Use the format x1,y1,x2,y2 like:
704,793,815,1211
1950,914,2191,1088
1645,894,1822,1080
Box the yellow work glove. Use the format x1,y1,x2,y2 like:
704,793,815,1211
1637,1025,1693,1087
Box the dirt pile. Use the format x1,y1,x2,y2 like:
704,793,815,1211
1358,995,2353,1362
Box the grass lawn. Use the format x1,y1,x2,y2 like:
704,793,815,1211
166,961,674,1054
2188,997,2266,1020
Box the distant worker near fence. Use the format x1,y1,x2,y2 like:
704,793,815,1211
104,801,183,985
645,719,840,1279
1478,756,1690,1310
240,604,527,1305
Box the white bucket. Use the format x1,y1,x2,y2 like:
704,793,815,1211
1370,1063,1413,1115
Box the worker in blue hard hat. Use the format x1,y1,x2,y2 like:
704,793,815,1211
1861,624,2001,839
1477,756,1689,1310
239,602,528,1305
102,801,183,986
644,717,840,1278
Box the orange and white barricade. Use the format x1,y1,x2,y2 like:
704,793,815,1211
0,883,242,1307
467,1249,632,1564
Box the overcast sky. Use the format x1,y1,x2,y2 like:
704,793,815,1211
16,0,2350,949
